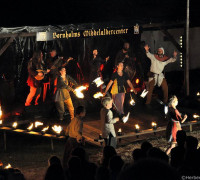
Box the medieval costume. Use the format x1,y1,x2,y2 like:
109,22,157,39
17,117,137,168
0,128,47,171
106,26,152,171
55,69,78,121
145,47,177,104
25,51,45,106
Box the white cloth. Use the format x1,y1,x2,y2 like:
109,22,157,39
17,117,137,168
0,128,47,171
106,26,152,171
147,52,176,87
146,52,176,74
149,73,165,87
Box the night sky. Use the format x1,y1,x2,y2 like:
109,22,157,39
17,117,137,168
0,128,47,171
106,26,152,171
0,0,199,27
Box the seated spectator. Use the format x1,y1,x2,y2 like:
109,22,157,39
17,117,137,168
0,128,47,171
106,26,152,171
65,106,86,143
147,147,169,163
71,147,97,180
132,148,145,163
141,141,153,157
63,106,86,170
109,155,124,180
67,156,82,180
100,146,117,168
95,166,110,180
44,156,65,180
0,168,25,180
170,130,186,168
118,158,181,180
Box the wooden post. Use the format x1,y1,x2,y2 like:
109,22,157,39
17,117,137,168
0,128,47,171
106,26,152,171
189,124,192,132
185,0,190,96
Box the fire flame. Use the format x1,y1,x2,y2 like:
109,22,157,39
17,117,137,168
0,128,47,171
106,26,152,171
0,106,2,118
122,112,130,123
164,106,168,115
197,92,200,96
152,122,157,127
193,114,200,119
93,92,104,99
135,124,140,129
118,128,122,133
140,89,149,98
27,123,34,131
42,126,49,132
5,163,12,169
130,99,135,106
52,125,63,134
35,121,43,128
74,86,87,99
93,77,104,87
12,122,18,128
0,120,2,125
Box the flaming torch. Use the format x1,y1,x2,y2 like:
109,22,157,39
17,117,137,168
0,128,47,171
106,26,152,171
27,123,34,131
35,121,43,128
122,112,130,123
12,122,18,129
52,125,63,136
193,114,200,119
5,163,12,169
140,89,149,98
0,106,2,126
135,124,140,133
130,94,135,106
152,122,157,130
74,86,87,99
41,126,49,134
93,77,104,87
93,92,104,99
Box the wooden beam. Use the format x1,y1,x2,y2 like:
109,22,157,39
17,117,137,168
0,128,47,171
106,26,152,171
160,28,185,53
0,32,36,39
0,36,16,56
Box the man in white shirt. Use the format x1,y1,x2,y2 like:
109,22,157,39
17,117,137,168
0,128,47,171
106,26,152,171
144,45,177,105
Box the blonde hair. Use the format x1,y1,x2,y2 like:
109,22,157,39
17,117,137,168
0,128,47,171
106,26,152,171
101,97,112,108
168,95,178,106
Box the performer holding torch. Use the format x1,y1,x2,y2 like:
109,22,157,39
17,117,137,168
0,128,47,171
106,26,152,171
103,61,137,115
55,67,78,121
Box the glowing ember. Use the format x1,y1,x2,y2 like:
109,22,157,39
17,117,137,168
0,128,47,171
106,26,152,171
193,114,200,119
42,126,49,132
5,163,12,169
93,92,104,99
93,77,104,87
74,86,87,99
135,124,140,129
35,121,43,128
140,89,149,98
122,112,130,123
164,106,168,115
27,123,34,131
130,99,135,106
52,125,63,134
12,122,18,128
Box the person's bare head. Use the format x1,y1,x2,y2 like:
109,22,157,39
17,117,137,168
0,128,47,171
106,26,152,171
102,97,113,109
50,49,57,58
93,49,98,56
123,42,130,51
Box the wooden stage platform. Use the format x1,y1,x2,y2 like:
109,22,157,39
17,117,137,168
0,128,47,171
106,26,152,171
1,99,200,150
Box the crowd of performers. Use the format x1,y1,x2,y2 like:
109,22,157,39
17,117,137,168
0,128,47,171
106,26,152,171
24,42,187,152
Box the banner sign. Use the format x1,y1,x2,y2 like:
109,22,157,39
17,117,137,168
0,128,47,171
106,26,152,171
36,26,139,41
